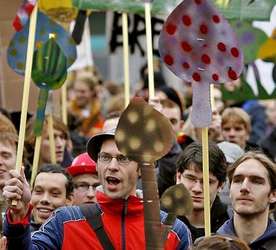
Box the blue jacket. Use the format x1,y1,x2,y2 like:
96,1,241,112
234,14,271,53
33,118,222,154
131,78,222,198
4,191,192,250
217,217,276,250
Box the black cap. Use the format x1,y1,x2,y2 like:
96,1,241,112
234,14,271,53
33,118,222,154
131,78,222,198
86,129,115,161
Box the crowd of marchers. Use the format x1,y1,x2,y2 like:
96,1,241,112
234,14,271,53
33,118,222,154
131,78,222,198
0,65,275,250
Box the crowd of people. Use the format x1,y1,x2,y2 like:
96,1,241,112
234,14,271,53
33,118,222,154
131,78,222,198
0,64,276,249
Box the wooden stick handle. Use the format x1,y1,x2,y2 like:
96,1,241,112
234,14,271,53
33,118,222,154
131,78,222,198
47,114,56,164
30,136,42,186
202,127,211,236
12,3,38,207
140,162,164,250
15,3,38,171
144,2,155,99
122,12,130,108
61,84,67,125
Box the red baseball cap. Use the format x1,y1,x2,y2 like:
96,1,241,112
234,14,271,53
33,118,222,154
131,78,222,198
67,153,97,176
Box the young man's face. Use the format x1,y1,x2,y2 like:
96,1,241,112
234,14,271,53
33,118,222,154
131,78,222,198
0,141,16,189
176,164,221,210
31,172,69,224
97,138,139,199
221,122,249,150
73,81,93,108
41,128,66,164
72,173,100,205
161,106,183,134
230,159,276,217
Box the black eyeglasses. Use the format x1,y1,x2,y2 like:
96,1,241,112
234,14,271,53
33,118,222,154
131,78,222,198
74,182,100,192
98,152,130,166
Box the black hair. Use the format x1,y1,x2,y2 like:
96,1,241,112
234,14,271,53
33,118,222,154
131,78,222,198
176,141,227,184
34,164,73,198
158,85,184,120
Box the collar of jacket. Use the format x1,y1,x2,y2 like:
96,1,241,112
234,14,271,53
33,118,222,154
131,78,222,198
95,189,144,216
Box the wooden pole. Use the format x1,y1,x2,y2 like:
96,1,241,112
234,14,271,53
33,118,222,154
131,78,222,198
12,3,38,206
15,3,38,171
202,127,211,236
61,84,67,125
144,2,155,99
47,114,56,164
122,12,130,108
30,136,42,186
140,162,164,250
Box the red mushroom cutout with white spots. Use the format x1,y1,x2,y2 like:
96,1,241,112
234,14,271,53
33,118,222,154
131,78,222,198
159,0,243,127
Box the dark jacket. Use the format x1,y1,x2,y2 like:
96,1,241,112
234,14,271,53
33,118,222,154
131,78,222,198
30,218,41,233
260,127,276,162
157,142,182,197
217,217,276,250
178,196,229,242
242,100,267,145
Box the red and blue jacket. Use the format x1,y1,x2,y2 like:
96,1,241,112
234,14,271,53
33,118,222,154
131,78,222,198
4,191,191,250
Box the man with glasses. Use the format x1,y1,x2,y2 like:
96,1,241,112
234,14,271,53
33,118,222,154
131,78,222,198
67,153,100,205
2,128,191,249
176,141,228,242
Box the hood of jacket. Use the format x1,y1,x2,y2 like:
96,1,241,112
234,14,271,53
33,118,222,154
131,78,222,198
217,217,276,248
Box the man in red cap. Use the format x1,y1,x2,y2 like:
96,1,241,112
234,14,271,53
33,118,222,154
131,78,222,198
67,153,100,205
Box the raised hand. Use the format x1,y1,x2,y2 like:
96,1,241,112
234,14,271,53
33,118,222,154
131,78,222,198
3,167,31,221
0,236,7,250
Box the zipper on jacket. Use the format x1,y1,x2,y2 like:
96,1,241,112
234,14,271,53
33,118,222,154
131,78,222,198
121,199,128,250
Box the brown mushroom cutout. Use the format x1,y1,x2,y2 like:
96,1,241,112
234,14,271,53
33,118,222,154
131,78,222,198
161,183,193,224
161,183,193,242
115,98,175,250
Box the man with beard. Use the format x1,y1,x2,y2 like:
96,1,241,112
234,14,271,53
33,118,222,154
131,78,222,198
217,151,276,249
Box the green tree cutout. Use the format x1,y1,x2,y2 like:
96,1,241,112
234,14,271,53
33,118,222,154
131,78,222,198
73,0,275,20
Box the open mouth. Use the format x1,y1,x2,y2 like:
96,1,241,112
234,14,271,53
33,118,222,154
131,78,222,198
106,176,121,185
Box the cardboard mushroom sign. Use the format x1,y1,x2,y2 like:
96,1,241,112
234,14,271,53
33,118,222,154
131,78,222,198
161,183,193,226
161,183,193,240
159,0,244,127
115,98,175,249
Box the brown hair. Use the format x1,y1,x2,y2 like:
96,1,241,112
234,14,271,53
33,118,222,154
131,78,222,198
74,76,98,92
193,235,250,250
0,114,18,147
0,114,17,135
176,141,227,185
228,151,276,209
25,115,69,149
221,108,251,133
